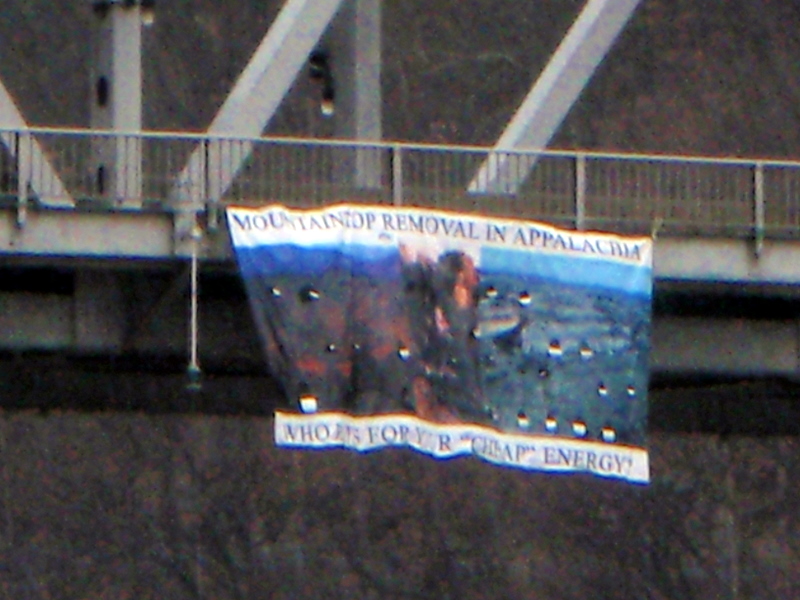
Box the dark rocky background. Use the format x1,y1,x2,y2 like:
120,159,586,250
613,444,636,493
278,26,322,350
0,409,797,599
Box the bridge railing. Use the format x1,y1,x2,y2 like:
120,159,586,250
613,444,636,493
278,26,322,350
1,127,799,238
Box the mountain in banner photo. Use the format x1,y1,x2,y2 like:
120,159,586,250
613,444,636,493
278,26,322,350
475,273,650,447
234,242,487,423
473,242,650,446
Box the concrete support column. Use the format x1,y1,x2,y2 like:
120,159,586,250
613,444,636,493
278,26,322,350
0,292,72,349
74,270,126,351
0,269,125,351
90,0,144,208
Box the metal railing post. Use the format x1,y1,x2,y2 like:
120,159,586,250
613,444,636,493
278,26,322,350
575,152,586,231
203,138,219,232
754,161,765,257
392,143,403,206
16,131,28,228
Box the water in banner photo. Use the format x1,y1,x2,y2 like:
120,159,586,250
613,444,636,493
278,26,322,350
227,205,652,483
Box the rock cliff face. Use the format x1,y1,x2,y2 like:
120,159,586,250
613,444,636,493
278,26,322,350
0,409,797,600
2,0,800,157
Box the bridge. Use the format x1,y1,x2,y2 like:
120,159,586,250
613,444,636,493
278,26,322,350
1,5,799,599
1,127,799,392
2,0,800,418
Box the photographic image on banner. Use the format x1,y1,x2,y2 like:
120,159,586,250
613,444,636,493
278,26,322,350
227,204,652,483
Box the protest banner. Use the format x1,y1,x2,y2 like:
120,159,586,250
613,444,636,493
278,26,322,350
228,204,652,483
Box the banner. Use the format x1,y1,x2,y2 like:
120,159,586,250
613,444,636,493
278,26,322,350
228,204,652,483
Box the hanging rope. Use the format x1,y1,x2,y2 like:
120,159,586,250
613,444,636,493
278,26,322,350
187,220,202,392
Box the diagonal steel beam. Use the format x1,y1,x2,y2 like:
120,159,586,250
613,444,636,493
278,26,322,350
0,78,74,208
171,0,347,209
469,0,643,195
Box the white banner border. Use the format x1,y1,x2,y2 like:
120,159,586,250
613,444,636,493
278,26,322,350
275,411,649,484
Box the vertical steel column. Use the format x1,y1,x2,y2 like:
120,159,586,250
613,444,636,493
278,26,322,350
90,0,144,208
330,0,383,190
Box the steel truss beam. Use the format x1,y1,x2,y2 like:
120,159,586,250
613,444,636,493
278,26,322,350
171,0,348,209
469,0,643,194
0,80,74,207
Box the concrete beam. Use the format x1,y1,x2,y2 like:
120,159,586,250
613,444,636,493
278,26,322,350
0,271,144,353
0,271,128,352
0,267,258,363
654,237,800,285
468,0,642,194
651,316,800,377
0,209,173,258
0,81,74,208
1,272,796,380
0,292,73,349
171,0,347,209
3,208,800,287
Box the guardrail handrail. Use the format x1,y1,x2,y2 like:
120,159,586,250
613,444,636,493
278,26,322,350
3,125,800,167
0,127,798,240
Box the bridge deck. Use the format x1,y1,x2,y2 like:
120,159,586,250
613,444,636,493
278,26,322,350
1,127,799,284
1,129,799,381
3,208,800,286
